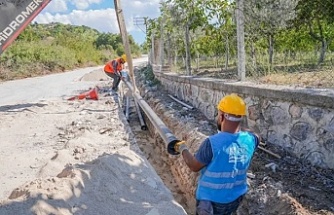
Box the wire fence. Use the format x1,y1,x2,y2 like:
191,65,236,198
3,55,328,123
147,0,334,89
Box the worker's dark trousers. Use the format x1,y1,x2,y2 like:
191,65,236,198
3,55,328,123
105,71,121,90
196,195,243,215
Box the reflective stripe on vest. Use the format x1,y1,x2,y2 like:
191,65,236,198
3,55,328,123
196,131,257,204
204,169,247,178
199,180,246,190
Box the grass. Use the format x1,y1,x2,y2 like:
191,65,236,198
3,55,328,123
170,52,334,89
258,69,334,88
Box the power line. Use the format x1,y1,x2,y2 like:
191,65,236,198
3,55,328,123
133,17,148,34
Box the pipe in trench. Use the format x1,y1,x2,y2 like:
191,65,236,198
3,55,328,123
123,80,180,151
134,101,147,130
168,94,194,110
125,95,130,122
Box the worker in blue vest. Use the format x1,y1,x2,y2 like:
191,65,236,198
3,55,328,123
174,93,260,215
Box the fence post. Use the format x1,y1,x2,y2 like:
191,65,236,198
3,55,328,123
151,29,155,65
236,0,246,81
160,18,165,67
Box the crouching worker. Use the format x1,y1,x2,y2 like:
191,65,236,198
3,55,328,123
174,93,260,215
104,54,127,91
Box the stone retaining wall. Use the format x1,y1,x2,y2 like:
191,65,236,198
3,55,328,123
153,69,334,170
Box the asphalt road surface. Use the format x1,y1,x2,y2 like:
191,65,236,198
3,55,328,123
0,56,148,106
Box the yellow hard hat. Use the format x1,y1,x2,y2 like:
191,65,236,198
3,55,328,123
121,54,127,62
217,93,246,116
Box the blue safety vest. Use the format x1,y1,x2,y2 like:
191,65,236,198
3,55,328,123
196,131,257,203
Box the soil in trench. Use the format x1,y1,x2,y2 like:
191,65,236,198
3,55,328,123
124,82,334,215
123,96,189,211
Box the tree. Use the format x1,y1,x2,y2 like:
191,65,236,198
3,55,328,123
94,33,122,50
244,0,299,66
295,0,334,64
165,0,207,75
203,0,235,70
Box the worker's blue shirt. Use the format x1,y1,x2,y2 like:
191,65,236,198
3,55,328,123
195,131,258,203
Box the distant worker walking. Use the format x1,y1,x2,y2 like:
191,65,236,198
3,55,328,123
174,93,260,215
104,54,127,91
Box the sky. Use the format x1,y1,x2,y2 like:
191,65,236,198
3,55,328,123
34,0,162,45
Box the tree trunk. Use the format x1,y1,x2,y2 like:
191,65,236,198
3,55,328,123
268,34,274,66
284,50,288,65
174,49,178,67
184,22,192,75
314,45,318,60
196,52,200,71
318,39,327,64
308,21,328,65
291,51,296,60
251,42,257,70
225,35,229,70
167,33,172,66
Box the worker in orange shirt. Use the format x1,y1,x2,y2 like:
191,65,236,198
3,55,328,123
104,54,127,91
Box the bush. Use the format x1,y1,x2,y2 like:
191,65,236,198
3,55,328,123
0,23,142,81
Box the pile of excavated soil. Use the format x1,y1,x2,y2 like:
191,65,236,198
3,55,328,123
0,81,186,215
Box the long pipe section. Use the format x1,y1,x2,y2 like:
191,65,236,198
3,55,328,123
124,80,179,146
134,101,147,130
168,94,194,110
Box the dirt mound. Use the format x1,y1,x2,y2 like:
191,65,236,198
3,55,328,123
79,69,109,82
0,83,186,215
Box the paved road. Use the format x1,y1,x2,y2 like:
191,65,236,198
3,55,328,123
0,56,148,106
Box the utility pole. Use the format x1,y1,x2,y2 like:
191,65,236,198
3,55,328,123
114,0,137,90
133,17,147,34
133,16,149,56
236,0,246,81
144,17,150,56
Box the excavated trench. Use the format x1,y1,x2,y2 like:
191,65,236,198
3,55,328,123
120,66,334,215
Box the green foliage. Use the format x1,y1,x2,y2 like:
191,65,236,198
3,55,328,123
140,41,149,54
296,0,334,24
276,28,315,52
94,33,122,50
116,45,125,56
293,0,334,63
139,65,160,86
94,33,141,57
0,23,142,80
166,0,207,30
148,0,334,78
